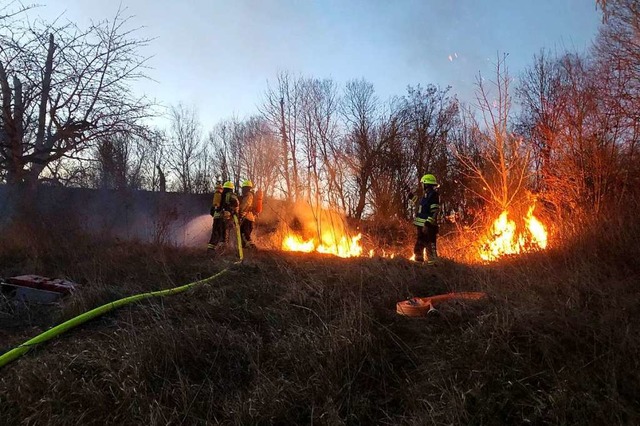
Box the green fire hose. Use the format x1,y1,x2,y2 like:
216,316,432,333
234,214,244,261
0,231,246,370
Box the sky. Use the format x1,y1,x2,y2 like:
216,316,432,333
33,0,602,131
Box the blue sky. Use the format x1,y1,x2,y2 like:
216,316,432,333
35,0,602,130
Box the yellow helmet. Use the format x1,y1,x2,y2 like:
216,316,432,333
241,179,253,188
420,174,438,185
222,181,234,189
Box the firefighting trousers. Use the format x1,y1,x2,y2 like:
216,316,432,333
209,218,223,245
240,219,254,247
414,224,438,262
210,217,231,245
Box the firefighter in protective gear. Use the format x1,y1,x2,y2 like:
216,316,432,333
212,181,239,247
413,174,440,264
207,183,224,250
239,179,257,248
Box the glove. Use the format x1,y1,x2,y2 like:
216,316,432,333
210,207,215,217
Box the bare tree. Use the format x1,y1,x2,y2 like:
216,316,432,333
397,84,458,218
298,77,341,207
0,2,33,21
554,54,623,213
594,0,640,200
145,129,168,192
516,50,566,191
368,102,405,219
340,79,379,219
208,117,244,187
238,116,280,196
166,103,205,193
401,85,458,183
449,104,486,223
260,71,302,201
95,135,129,189
455,54,532,215
518,45,635,216
340,79,405,219
208,122,230,183
0,8,153,186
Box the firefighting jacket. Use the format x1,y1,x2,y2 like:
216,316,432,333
239,190,256,222
413,188,440,227
220,189,239,216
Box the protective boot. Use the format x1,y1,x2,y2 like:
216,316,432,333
426,243,438,265
413,245,424,262
242,238,256,249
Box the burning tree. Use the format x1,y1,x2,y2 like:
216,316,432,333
455,54,548,260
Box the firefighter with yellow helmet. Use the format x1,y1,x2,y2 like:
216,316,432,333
413,174,440,264
238,179,257,248
207,182,224,250
210,181,239,250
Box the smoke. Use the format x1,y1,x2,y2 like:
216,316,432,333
0,185,212,248
280,200,353,241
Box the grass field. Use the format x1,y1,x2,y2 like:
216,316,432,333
1,211,639,425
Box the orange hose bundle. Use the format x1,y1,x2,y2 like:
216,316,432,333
396,292,487,317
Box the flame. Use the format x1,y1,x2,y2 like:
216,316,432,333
282,229,412,260
369,248,401,259
479,204,548,261
281,225,415,260
282,229,363,258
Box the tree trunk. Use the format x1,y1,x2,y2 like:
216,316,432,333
279,97,292,201
354,171,369,220
0,63,23,183
26,33,56,186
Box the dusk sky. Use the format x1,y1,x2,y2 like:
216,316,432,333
36,0,602,130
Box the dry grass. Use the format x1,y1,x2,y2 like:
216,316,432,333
0,209,639,425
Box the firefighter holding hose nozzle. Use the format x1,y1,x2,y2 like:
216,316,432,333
207,182,224,250
210,181,239,252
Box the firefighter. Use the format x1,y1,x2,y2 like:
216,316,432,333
207,183,224,249
238,179,257,248
413,174,440,265
213,181,239,247
207,183,224,250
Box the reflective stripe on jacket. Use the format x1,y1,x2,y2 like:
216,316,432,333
413,188,440,227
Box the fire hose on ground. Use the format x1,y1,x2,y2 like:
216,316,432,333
0,216,246,370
